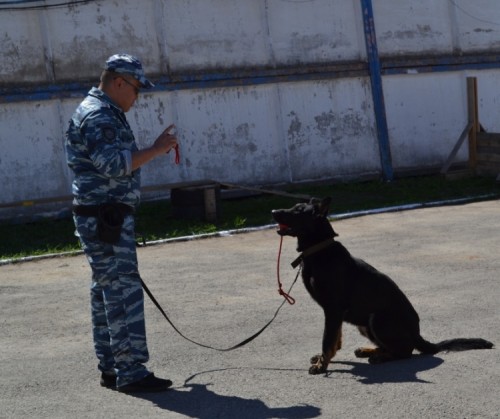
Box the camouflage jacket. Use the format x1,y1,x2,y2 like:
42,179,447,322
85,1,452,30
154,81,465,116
65,87,141,207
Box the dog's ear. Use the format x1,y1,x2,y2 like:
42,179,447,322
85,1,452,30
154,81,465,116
317,197,332,217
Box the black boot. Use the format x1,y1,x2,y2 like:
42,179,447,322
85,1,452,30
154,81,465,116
100,372,117,389
117,373,172,393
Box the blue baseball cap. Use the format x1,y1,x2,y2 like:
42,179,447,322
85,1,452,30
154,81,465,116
104,54,154,89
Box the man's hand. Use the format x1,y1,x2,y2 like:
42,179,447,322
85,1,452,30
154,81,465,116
153,124,178,154
131,124,180,171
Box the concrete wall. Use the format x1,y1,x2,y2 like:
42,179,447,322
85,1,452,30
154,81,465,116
1,0,500,212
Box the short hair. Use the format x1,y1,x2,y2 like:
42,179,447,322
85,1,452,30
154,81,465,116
100,70,115,87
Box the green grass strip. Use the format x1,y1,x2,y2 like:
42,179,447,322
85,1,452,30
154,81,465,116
0,175,498,261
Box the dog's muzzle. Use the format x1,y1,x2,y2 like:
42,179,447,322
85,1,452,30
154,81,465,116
277,223,294,236
272,210,294,236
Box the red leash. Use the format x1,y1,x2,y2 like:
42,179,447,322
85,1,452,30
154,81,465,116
169,144,180,164
165,124,180,165
277,234,296,305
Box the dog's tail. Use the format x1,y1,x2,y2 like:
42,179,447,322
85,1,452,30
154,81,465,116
416,336,494,354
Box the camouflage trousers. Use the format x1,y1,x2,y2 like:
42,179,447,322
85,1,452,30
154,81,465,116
74,214,150,387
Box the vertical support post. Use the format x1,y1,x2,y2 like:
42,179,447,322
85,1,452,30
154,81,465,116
467,77,478,170
203,187,218,222
360,0,393,181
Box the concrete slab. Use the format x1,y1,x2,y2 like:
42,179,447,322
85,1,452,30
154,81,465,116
1,200,499,418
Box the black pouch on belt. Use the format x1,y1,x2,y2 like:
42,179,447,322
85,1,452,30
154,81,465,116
97,204,125,244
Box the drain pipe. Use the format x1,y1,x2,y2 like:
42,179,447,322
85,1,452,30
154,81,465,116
360,0,394,181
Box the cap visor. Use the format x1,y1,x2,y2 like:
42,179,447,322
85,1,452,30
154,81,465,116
140,78,155,89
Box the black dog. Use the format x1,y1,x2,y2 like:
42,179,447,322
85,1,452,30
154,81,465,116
272,197,493,374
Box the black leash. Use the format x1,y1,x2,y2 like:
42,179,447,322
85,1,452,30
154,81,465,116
140,267,301,352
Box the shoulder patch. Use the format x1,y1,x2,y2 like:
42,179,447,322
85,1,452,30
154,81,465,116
101,126,117,142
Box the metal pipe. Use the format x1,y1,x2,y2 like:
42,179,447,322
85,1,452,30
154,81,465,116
360,0,393,181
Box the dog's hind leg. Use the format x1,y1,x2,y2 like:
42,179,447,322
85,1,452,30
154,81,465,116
336,327,342,351
354,347,385,359
363,312,414,364
354,325,381,358
309,312,342,375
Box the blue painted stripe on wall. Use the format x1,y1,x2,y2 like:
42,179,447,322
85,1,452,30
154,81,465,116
2,56,498,105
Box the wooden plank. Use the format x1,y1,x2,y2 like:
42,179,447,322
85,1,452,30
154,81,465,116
477,153,500,163
477,161,500,168
476,162,500,170
477,145,500,154
141,179,217,192
477,132,500,147
477,132,500,141
467,77,478,169
477,143,500,152
476,163,500,176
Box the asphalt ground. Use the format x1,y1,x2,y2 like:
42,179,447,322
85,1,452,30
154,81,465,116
1,200,499,419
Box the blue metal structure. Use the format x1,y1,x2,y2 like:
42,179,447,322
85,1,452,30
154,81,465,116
360,0,393,181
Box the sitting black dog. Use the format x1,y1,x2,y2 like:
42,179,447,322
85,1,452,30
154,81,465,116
272,197,493,374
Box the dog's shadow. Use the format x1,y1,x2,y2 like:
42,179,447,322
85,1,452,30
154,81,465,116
128,379,321,419
328,354,444,384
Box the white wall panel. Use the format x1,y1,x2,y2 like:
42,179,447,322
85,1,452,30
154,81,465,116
373,1,454,56
278,78,380,180
0,100,69,202
266,0,364,64
45,1,162,82
162,0,271,71
474,70,500,132
0,10,46,84
384,72,468,169
161,84,289,185
451,0,500,52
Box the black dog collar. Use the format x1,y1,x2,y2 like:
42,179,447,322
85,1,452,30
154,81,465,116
291,238,337,269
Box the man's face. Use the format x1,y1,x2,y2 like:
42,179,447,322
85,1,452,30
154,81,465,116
113,76,141,112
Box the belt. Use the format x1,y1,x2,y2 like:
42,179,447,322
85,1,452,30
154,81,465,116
72,203,135,217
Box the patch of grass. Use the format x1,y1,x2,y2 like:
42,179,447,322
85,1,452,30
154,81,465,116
0,175,498,261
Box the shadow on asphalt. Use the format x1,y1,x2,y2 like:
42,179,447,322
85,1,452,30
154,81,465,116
122,357,442,417
126,381,321,418
328,355,444,384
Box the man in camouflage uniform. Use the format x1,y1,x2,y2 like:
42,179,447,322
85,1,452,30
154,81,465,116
65,54,178,393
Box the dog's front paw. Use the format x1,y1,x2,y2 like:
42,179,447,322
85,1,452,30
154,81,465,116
310,354,322,364
309,363,327,375
309,354,328,374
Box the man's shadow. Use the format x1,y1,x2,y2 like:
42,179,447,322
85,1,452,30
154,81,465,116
130,380,321,419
